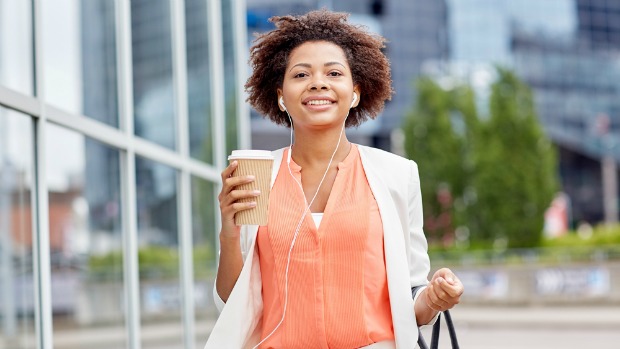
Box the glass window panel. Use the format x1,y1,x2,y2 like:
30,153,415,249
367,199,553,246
190,176,217,345
0,1,33,95
131,0,176,150
42,0,119,127
222,0,239,156
186,0,214,164
45,124,125,348
0,108,35,349
135,157,181,348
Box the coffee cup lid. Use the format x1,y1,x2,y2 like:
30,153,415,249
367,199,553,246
228,150,274,160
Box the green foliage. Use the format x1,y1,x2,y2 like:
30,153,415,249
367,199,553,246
403,67,558,249
402,78,479,243
470,68,557,248
542,224,620,248
88,251,124,280
87,245,215,281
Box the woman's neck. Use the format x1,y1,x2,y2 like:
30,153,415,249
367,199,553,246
290,127,351,169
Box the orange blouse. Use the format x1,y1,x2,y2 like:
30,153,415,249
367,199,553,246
256,145,394,348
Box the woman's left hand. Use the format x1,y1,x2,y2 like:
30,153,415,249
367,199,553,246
423,268,464,312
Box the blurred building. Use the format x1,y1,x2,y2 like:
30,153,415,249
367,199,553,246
577,0,620,50
510,0,620,223
247,0,619,225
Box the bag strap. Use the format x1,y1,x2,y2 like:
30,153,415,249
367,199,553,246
412,287,460,349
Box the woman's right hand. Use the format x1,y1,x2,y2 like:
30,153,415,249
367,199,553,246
218,161,261,240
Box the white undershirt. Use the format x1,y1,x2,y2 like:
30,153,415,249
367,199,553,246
311,212,324,228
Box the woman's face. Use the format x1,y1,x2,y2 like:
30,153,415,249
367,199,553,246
277,40,360,130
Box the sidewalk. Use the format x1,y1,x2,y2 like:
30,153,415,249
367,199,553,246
50,306,620,348
449,305,620,330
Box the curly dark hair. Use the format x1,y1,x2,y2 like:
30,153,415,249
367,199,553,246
245,9,394,128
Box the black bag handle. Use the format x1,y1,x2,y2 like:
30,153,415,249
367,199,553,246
412,287,460,349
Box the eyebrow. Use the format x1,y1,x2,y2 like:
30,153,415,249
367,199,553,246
288,61,347,72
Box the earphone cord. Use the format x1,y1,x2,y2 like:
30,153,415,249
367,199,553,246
251,110,349,349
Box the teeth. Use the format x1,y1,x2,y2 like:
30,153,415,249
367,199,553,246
307,100,332,105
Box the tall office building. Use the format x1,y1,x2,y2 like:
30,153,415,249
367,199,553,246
577,0,620,50
507,0,620,223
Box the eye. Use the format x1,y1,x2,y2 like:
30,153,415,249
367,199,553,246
293,72,308,78
328,71,343,77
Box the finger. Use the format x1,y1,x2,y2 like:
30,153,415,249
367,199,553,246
425,284,450,310
220,200,257,220
231,201,257,213
432,280,459,307
432,268,453,281
222,175,255,195
437,278,464,298
229,189,261,201
220,190,261,210
221,161,238,181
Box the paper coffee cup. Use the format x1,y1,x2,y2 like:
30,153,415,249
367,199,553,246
228,150,274,225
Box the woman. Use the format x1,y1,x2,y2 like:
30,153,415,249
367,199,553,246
206,10,463,349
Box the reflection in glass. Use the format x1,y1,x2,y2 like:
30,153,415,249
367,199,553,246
135,157,181,348
131,0,176,149
0,108,35,349
191,177,217,343
42,0,119,126
0,1,33,95
222,0,239,156
186,0,214,164
46,124,125,349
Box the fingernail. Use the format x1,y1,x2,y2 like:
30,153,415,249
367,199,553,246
248,202,257,207
447,277,454,284
253,190,261,196
437,277,444,284
231,161,238,166
247,175,255,181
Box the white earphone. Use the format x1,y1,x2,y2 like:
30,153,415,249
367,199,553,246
258,92,355,349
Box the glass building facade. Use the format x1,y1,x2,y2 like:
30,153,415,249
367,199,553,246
0,0,249,348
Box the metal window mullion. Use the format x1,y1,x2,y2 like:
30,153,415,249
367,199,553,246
31,0,53,347
170,1,195,348
208,0,226,258
34,100,222,181
232,0,250,149
207,0,226,170
115,0,141,348
177,172,194,348
45,105,129,149
0,86,41,117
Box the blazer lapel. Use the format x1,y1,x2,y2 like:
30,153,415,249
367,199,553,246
358,145,417,348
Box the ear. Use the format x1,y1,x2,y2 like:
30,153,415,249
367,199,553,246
277,89,285,111
351,86,361,108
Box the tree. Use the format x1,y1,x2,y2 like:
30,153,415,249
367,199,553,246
402,68,558,249
402,78,478,245
469,68,557,248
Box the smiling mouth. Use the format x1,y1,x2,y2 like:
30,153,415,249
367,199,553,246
306,100,334,106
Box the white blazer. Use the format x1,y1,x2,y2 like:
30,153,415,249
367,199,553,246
204,145,432,349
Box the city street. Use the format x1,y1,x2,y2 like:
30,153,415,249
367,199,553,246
430,326,620,349
49,305,620,348
421,305,620,349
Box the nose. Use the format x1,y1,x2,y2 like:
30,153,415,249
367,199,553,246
308,77,329,91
